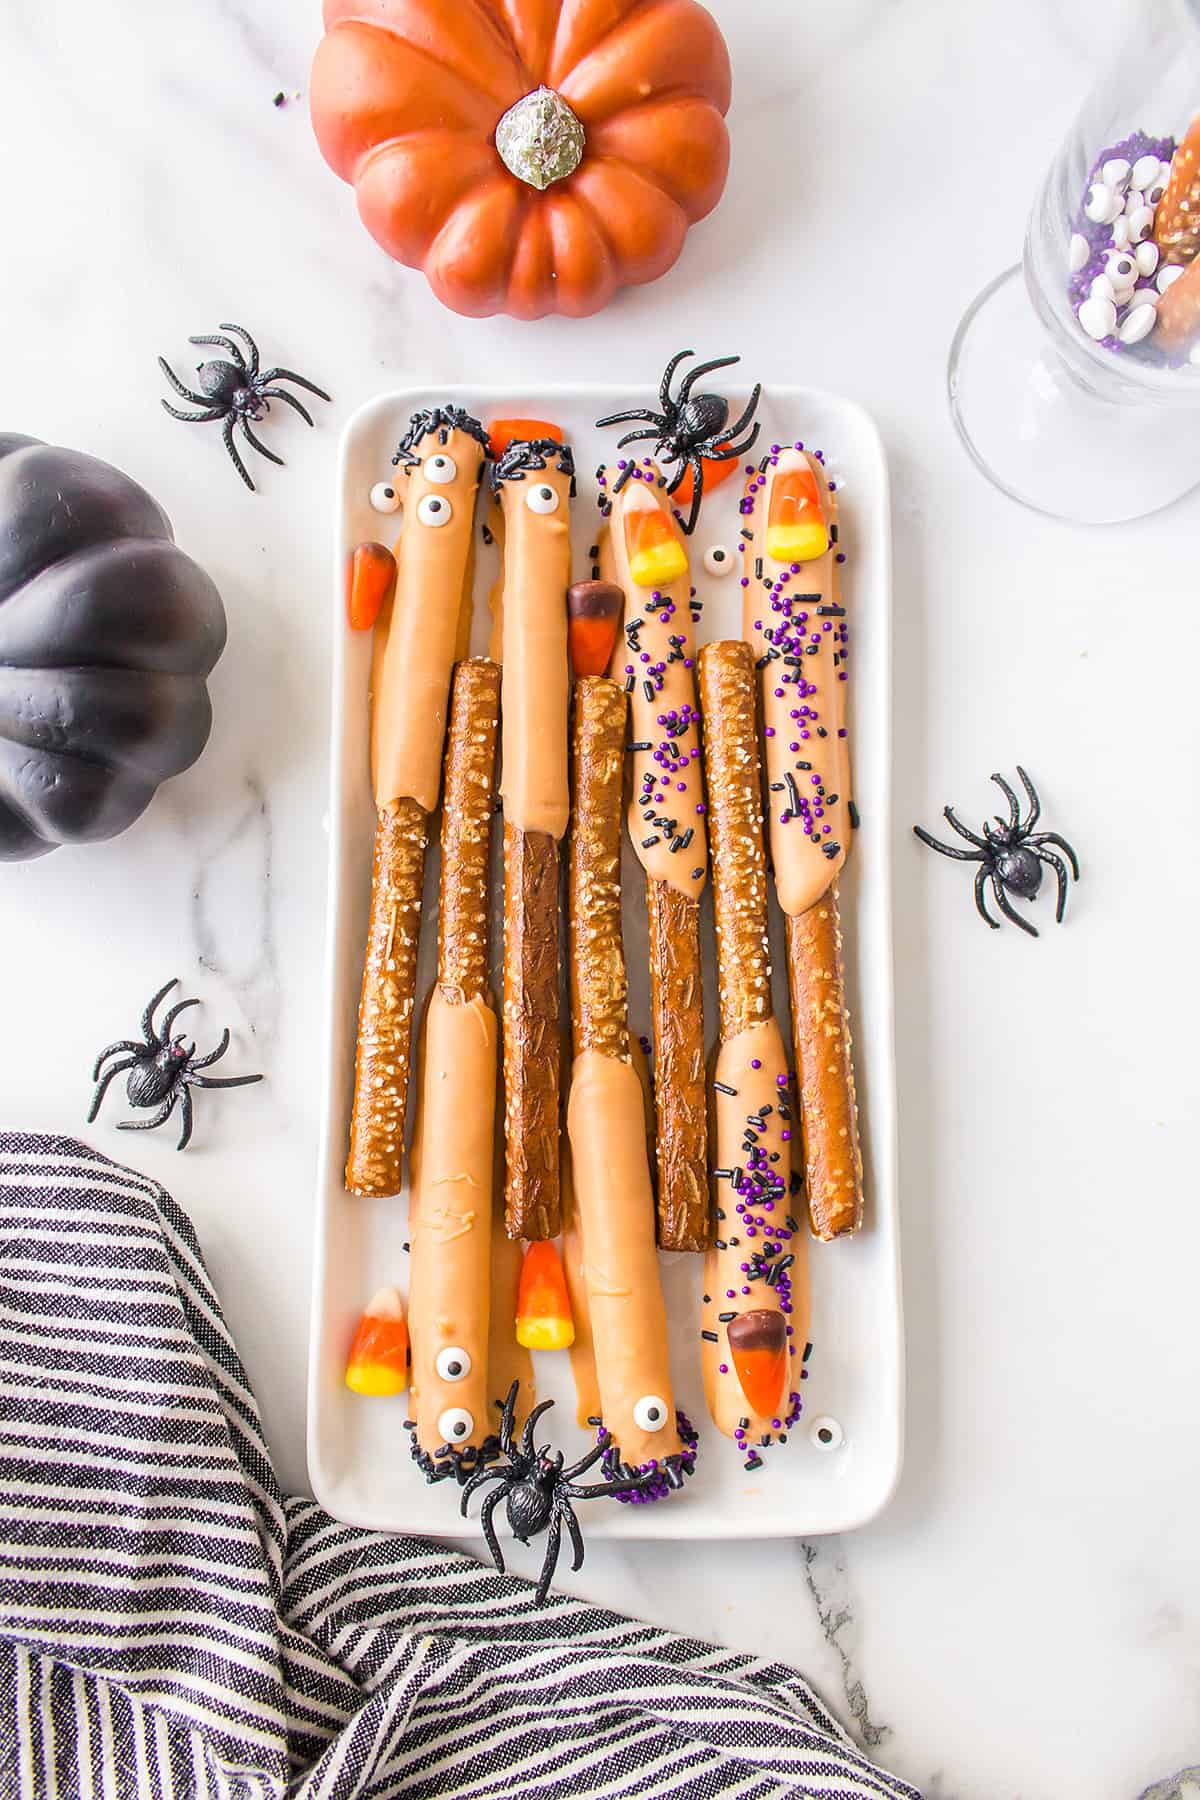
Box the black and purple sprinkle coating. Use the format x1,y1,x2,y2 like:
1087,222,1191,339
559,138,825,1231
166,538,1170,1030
599,1410,699,1504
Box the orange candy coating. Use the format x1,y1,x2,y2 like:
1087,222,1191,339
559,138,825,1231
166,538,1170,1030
515,1240,575,1351
345,1286,410,1396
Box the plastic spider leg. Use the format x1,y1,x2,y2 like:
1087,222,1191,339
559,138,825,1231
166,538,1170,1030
659,349,694,408
217,324,261,378
943,805,989,849
518,1398,556,1463
188,1028,230,1072
595,405,667,430
91,1039,144,1080
495,1379,521,1459
162,402,226,424
188,333,247,369
157,359,211,408
722,382,762,443
614,425,663,450
560,1499,586,1574
990,873,1039,937
1029,831,1079,880
535,1513,564,1606
559,1435,609,1484
677,353,739,402
478,1486,507,1576
141,978,179,1042
116,1094,178,1134
973,866,1000,929
912,825,983,862
680,466,704,536
561,1466,661,1502
160,995,201,1041
1034,847,1072,923
256,367,331,402
258,387,314,427
187,1072,262,1090
86,1056,141,1123
1016,765,1041,831
176,1085,195,1151
990,772,1022,833
460,1462,503,1512
222,415,255,491
241,419,284,467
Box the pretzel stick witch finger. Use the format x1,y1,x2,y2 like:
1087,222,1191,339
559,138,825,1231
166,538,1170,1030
597,464,710,1253
697,642,810,1466
740,445,864,1241
495,437,575,1241
406,658,502,1481
346,406,489,1197
566,678,697,1494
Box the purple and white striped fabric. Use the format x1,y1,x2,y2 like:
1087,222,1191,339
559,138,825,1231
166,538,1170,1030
0,1135,920,1799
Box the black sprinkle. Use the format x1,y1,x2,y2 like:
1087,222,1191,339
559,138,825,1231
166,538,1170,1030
587,1415,603,1427
803,1342,813,1361
795,760,812,771
641,835,660,849
849,800,860,829
755,557,763,580
785,772,802,818
817,604,846,617
714,1239,727,1251
714,1081,737,1097
627,741,651,752
481,522,494,546
643,680,655,701
830,523,839,543
588,544,599,558
625,675,635,692
701,1329,719,1343
740,528,754,541
402,1241,410,1253
744,1453,764,1472
720,1313,737,1324
758,454,771,473
272,90,287,106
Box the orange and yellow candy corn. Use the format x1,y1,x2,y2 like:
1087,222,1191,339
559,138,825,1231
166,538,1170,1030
624,492,689,589
346,541,397,632
766,463,828,565
345,1286,410,1395
726,1309,789,1419
516,1241,575,1351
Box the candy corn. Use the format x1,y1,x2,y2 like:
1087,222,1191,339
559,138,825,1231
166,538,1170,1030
516,1241,575,1351
345,1286,410,1395
567,579,623,677
346,541,397,631
487,418,564,461
766,463,828,565
726,1309,788,1419
624,492,689,588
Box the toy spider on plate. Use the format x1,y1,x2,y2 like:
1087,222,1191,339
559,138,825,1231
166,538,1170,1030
913,766,1080,937
88,978,262,1149
596,349,762,535
157,321,330,491
460,1382,659,1604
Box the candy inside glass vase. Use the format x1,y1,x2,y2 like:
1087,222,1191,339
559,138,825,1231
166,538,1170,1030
948,0,1200,523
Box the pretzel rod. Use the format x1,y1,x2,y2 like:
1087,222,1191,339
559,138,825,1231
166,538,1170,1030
740,446,864,1239
697,642,810,1460
407,658,501,1478
346,408,487,1196
495,438,574,1240
566,678,695,1489
598,466,709,1252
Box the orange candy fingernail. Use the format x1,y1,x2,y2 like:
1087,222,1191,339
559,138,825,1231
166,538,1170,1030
487,418,564,461
516,1241,575,1351
567,579,623,677
625,497,688,588
345,1286,410,1395
346,541,396,631
726,1309,788,1418
765,464,828,565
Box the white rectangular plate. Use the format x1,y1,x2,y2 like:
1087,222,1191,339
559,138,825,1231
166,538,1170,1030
310,383,901,1540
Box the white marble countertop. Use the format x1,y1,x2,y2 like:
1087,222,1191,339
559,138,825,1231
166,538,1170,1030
3,2,1199,1795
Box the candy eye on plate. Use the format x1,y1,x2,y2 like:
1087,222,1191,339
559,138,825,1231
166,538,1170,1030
435,1346,471,1382
525,483,559,515
632,1394,668,1432
416,493,453,528
810,1415,844,1451
370,481,400,514
437,1406,474,1443
423,453,457,485
703,543,733,576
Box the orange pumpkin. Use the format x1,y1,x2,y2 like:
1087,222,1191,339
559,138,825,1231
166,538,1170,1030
310,0,732,321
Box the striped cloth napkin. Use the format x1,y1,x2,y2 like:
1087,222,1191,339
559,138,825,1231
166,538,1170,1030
0,1134,920,1800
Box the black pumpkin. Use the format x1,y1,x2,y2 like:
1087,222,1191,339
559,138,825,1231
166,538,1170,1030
0,435,226,860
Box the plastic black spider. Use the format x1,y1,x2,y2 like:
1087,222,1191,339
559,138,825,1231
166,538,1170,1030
87,978,263,1149
595,349,762,535
461,1382,660,1604
913,767,1080,938
157,322,330,492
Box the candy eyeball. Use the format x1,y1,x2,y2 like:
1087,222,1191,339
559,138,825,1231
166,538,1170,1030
810,1415,844,1451
632,1394,669,1433
437,1406,474,1444
1104,250,1138,289
435,1346,471,1382
416,493,453,528
525,482,559,515
703,544,734,577
423,452,457,485
370,481,401,514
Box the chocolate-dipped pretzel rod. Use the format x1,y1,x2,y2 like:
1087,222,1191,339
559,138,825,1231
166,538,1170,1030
495,437,575,1241
698,642,810,1466
566,678,697,1494
740,445,864,1241
597,462,710,1253
406,657,502,1481
346,406,489,1197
